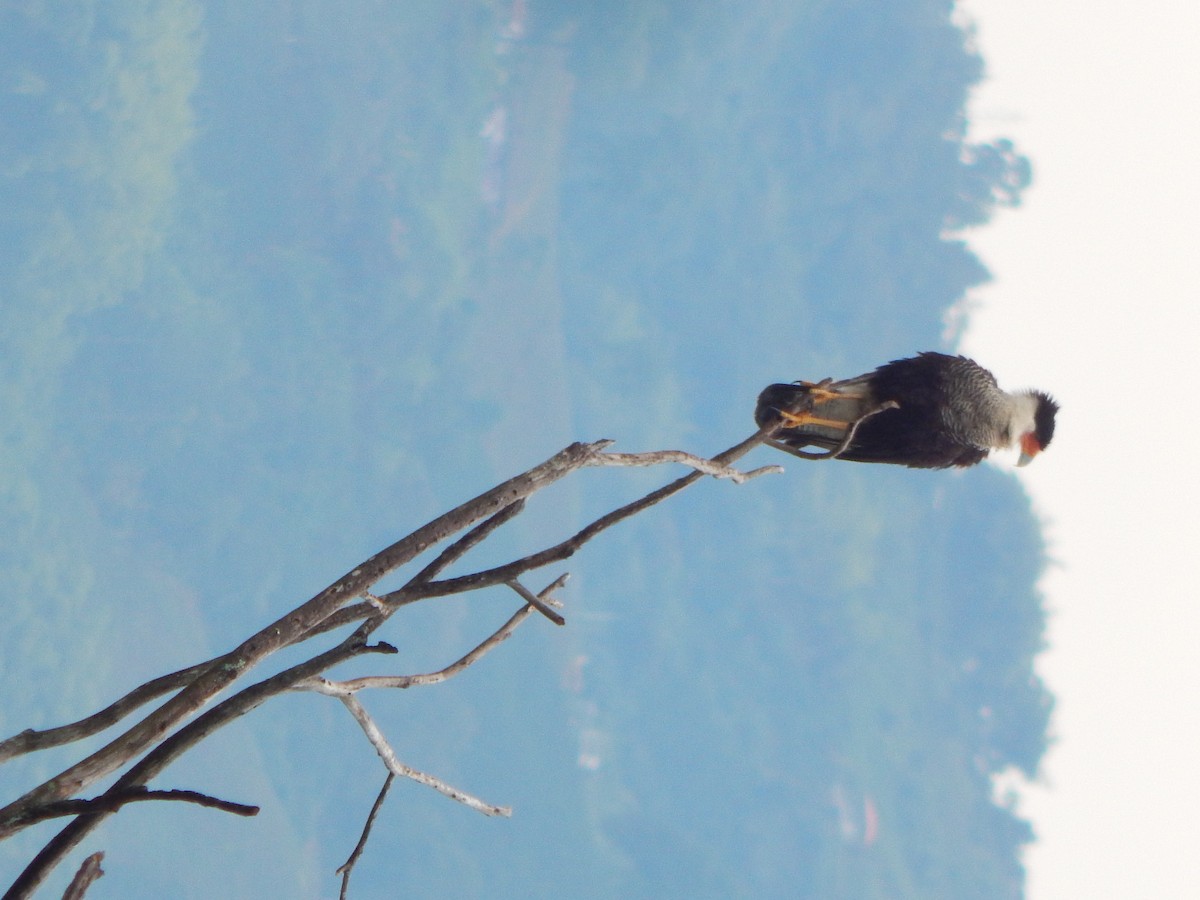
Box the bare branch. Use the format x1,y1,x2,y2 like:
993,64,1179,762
337,774,394,900
0,610,390,766
338,501,540,642
3,635,386,896
591,448,782,483
0,662,210,764
413,427,776,599
307,609,536,695
62,852,104,900
302,574,568,696
297,601,376,638
336,692,511,817
26,788,259,825
4,427,784,892
0,441,605,843
406,499,526,587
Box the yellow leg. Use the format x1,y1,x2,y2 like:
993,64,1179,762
795,380,842,403
777,409,850,431
796,380,871,405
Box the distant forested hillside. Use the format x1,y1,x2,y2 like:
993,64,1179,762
1,2,1046,897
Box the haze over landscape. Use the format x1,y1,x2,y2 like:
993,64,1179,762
2,3,1064,897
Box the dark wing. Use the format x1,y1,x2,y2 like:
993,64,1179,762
755,353,991,469
828,419,988,468
839,354,990,468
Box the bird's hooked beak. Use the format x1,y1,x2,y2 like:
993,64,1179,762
1016,432,1042,467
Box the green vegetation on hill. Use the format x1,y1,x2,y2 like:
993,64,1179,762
1,2,1047,897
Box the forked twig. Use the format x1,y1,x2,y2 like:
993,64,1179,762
412,427,778,600
0,441,607,846
335,692,510,817
406,499,527,588
299,502,534,642
4,428,784,895
304,575,568,694
295,570,573,883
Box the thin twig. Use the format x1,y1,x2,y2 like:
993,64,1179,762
304,608,536,693
406,499,526,587
62,852,104,900
591,449,783,483
2,635,391,898
337,693,511,817
337,773,394,900
412,427,776,599
301,575,567,693
25,788,259,825
0,662,211,764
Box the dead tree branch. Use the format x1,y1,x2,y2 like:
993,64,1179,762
399,426,776,601
62,852,104,900
0,662,210,763
589,448,783,482
306,574,567,695
0,442,603,836
3,430,784,897
330,690,511,817
25,788,259,825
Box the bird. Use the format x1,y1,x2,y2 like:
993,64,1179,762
754,352,1057,469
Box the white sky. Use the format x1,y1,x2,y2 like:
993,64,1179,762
957,1,1200,897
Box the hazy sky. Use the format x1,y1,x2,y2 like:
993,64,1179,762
959,1,1200,897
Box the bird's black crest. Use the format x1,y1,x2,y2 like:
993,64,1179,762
1033,392,1058,449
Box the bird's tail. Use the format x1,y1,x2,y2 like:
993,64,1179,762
754,383,810,429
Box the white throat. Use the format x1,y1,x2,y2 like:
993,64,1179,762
1003,391,1040,447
